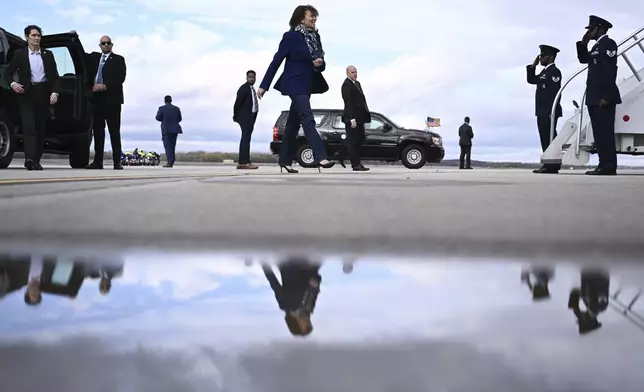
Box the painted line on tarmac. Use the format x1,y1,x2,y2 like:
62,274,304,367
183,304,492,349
0,173,244,185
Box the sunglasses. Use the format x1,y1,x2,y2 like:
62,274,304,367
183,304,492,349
100,41,112,46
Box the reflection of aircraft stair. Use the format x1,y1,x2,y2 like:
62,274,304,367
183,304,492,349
541,26,644,167
609,285,644,332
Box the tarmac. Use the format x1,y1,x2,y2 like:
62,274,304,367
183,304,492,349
1,160,643,262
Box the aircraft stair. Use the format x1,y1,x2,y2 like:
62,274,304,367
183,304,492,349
541,25,644,167
609,285,644,332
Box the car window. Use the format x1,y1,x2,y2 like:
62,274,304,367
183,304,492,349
332,115,345,129
280,112,326,127
313,113,326,126
49,47,76,76
364,117,385,130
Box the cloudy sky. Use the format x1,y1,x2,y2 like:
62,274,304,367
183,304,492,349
2,255,644,390
4,0,644,164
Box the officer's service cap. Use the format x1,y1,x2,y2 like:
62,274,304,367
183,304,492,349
585,15,613,29
539,45,560,55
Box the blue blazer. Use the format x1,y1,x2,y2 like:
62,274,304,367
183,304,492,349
259,30,329,96
155,103,183,134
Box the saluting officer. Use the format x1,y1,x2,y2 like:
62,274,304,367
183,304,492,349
576,15,621,175
526,44,562,174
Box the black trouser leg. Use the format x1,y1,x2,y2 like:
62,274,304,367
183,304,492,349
345,123,365,167
587,105,617,171
105,104,122,165
536,115,561,170
18,84,49,163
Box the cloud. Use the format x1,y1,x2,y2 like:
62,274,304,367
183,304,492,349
12,0,644,165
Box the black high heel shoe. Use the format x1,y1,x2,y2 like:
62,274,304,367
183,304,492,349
338,159,346,168
315,160,335,172
280,165,298,174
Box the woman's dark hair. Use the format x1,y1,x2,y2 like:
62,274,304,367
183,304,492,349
289,5,319,29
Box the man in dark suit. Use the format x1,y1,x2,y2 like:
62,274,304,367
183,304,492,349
458,116,474,169
85,35,126,170
526,44,563,174
155,95,182,168
576,15,621,175
3,25,60,171
340,65,369,171
233,70,259,170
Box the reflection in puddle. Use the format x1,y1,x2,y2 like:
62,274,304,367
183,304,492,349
1,250,643,391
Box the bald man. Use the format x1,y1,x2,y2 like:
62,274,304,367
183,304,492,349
85,35,127,170
340,65,370,171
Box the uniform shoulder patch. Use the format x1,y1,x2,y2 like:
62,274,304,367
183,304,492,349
607,49,616,57
552,76,560,82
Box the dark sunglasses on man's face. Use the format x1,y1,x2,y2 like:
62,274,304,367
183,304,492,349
100,41,112,46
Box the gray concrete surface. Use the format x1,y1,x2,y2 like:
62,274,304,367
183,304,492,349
1,161,644,261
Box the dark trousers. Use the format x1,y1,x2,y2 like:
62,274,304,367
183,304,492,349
587,105,617,171
162,133,178,164
536,115,561,170
279,94,327,166
459,144,471,168
238,114,257,164
343,123,365,167
92,99,122,165
17,83,50,162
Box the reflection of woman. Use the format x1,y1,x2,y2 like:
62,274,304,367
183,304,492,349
257,5,335,173
262,259,321,336
567,268,609,334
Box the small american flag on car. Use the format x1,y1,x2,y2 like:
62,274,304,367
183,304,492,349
426,117,441,127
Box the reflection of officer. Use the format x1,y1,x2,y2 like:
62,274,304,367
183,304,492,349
527,45,562,174
520,266,554,301
568,268,610,334
576,15,621,175
262,259,321,337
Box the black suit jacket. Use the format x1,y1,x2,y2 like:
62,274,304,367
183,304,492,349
2,47,60,94
458,123,474,146
341,78,370,125
85,51,126,104
233,82,258,125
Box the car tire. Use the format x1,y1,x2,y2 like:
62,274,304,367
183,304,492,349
401,144,427,169
0,109,15,169
295,143,316,168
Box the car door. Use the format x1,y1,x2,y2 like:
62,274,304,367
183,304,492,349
39,31,89,137
362,115,399,159
324,114,348,157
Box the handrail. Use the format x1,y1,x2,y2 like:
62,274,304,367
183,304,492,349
549,25,644,144
609,287,644,332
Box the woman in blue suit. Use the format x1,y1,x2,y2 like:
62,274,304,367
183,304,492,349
257,5,335,173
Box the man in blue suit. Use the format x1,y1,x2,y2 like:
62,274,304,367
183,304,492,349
155,95,182,167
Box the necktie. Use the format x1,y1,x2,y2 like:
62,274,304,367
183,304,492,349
96,55,107,84
251,85,258,112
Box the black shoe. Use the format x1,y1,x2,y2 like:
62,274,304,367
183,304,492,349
85,161,103,169
279,165,298,174
533,166,558,174
34,162,43,170
24,159,35,171
352,165,369,171
585,167,616,175
113,163,123,170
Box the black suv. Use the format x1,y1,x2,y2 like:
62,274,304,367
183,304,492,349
0,27,92,169
269,109,444,169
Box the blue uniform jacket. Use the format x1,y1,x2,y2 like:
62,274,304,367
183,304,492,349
259,30,329,96
576,35,622,106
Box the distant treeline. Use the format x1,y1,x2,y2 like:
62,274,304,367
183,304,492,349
19,151,559,168
18,151,641,168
